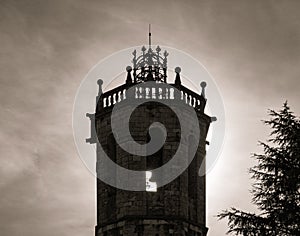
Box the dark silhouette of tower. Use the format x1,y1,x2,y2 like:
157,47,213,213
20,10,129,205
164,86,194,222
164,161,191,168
87,45,212,236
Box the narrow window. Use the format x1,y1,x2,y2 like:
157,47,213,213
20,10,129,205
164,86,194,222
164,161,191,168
145,131,163,192
146,171,157,192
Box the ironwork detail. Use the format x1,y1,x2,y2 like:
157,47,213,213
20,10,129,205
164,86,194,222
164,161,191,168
132,46,168,83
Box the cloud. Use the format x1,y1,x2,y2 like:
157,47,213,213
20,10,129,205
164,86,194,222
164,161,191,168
0,0,299,235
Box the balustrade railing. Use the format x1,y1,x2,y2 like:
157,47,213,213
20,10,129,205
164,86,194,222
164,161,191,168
97,83,206,113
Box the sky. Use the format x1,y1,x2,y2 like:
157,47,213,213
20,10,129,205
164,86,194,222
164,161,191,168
0,0,299,235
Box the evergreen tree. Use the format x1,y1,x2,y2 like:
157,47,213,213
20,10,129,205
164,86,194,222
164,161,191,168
218,102,300,235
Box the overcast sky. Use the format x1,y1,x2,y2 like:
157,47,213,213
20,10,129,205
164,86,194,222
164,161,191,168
0,0,299,235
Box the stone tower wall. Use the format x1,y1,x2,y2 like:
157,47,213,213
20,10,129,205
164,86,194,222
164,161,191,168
95,101,210,236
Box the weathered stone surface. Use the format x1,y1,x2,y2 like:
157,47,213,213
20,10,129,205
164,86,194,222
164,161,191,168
95,100,210,236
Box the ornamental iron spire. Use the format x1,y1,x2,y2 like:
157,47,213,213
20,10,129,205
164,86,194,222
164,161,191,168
128,25,168,83
149,24,151,48
131,45,168,83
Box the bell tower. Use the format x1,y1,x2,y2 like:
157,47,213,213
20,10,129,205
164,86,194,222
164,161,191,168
87,45,212,236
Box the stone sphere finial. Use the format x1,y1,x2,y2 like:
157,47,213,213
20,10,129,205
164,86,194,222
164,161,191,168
200,81,207,98
126,66,133,85
97,79,103,86
175,66,181,73
97,79,103,96
174,67,182,85
126,66,132,72
200,81,207,88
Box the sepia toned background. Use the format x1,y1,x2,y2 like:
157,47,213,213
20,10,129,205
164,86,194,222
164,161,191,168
0,0,299,235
